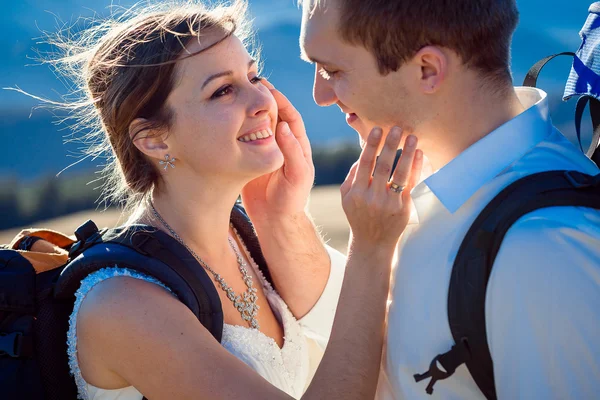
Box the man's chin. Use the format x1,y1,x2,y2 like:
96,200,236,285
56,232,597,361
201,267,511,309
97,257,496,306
355,124,375,147
344,116,366,138
345,114,383,146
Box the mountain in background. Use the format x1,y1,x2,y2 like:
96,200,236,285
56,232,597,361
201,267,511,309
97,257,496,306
0,0,593,181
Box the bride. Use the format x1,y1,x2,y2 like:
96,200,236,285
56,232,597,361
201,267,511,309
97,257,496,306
37,1,423,399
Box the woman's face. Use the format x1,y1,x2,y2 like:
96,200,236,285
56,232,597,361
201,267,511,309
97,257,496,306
162,33,282,184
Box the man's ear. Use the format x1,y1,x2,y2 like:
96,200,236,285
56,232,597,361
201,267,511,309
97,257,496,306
129,118,169,160
413,46,448,94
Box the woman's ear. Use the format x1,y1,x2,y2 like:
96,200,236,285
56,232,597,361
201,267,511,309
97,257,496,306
413,46,448,94
129,118,169,160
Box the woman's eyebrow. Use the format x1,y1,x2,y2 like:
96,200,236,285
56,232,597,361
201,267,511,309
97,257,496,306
201,59,257,90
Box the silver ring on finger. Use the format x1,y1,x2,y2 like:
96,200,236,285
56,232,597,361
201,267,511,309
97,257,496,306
389,182,405,193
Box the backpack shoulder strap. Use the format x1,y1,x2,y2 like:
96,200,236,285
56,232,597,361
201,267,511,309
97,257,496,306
54,204,272,344
414,170,600,399
54,221,224,342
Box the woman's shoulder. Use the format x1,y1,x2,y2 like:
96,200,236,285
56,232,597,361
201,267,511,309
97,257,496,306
76,267,173,300
69,268,181,396
75,267,176,327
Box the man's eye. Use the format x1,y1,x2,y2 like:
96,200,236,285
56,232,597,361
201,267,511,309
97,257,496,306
319,67,338,80
212,85,233,99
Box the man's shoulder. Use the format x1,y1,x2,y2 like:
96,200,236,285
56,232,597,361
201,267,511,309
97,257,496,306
513,127,599,176
485,205,600,400
488,127,600,261
488,205,600,291
485,205,600,337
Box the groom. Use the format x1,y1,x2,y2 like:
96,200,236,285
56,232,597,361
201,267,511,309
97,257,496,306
299,0,600,399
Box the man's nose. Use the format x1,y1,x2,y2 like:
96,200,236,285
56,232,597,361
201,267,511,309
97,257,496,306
313,68,337,107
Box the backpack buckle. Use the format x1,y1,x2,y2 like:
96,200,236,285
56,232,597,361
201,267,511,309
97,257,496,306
131,231,163,256
0,332,23,358
414,338,471,395
414,354,452,394
69,220,102,259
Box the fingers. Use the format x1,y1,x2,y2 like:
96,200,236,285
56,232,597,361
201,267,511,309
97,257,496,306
402,149,423,202
389,134,418,192
340,161,359,197
262,79,311,160
262,79,275,90
264,80,301,129
275,121,305,181
372,127,403,192
354,127,383,189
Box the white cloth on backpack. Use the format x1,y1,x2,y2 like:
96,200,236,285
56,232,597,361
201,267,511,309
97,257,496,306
67,245,347,400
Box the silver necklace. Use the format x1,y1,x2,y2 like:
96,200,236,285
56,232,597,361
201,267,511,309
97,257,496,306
148,201,260,329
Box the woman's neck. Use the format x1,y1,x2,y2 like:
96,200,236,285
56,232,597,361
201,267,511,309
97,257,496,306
139,177,243,263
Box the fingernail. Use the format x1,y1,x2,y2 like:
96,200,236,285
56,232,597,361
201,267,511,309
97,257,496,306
372,128,382,139
406,135,417,147
262,78,274,89
390,127,401,140
281,122,291,135
416,149,423,159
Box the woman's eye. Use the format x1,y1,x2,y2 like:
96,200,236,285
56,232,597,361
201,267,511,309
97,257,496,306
319,67,338,80
212,85,233,99
211,76,263,99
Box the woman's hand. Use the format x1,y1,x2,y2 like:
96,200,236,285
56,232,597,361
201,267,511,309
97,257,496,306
341,126,423,252
241,79,314,220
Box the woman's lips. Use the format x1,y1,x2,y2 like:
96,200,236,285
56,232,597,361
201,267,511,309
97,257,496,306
346,113,358,124
242,134,275,146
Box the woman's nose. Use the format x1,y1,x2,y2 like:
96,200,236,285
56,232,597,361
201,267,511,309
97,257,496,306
247,84,275,117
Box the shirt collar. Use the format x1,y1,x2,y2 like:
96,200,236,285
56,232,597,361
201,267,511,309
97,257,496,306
416,87,552,215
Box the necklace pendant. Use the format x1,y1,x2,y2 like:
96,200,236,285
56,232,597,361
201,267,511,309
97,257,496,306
234,296,244,311
149,207,262,331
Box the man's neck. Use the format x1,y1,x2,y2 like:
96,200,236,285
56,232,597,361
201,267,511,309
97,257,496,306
422,81,526,171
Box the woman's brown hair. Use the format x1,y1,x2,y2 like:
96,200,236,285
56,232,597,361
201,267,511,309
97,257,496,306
18,0,256,215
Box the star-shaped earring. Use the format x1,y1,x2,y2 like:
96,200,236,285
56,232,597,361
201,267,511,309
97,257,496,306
159,154,176,170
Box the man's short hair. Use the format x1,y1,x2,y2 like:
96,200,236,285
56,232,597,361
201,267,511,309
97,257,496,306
307,0,519,81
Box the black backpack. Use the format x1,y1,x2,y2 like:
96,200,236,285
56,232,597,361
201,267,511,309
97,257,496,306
0,204,272,400
413,5,600,398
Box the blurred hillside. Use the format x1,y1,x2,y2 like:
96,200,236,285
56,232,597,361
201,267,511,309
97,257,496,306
0,185,352,254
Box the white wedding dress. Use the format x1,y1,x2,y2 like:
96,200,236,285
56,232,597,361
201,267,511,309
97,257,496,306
67,246,346,400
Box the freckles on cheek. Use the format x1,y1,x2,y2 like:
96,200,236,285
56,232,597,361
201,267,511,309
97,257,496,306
201,109,240,142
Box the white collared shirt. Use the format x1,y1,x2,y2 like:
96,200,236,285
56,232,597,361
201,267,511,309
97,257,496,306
377,87,600,400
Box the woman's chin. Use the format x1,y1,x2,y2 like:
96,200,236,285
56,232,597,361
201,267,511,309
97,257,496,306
244,151,284,179
263,151,285,173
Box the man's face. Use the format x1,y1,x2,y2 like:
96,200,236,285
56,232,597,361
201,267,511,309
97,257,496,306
300,0,419,145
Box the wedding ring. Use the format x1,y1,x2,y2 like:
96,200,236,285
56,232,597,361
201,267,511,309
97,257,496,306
389,182,404,193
